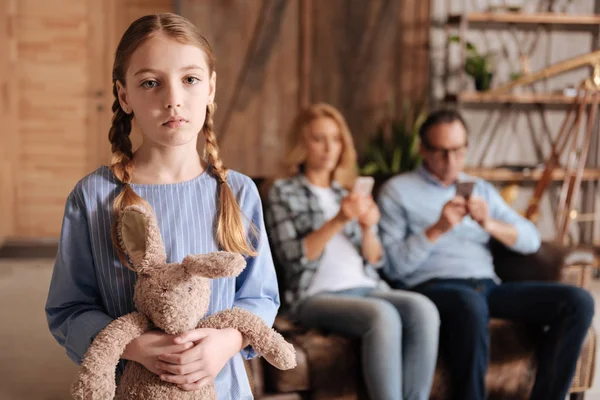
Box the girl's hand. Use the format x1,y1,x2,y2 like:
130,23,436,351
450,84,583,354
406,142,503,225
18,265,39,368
156,328,243,391
122,330,194,376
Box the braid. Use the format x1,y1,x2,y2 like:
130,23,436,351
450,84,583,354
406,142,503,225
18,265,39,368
202,103,257,256
108,84,149,269
203,103,226,183
108,91,134,184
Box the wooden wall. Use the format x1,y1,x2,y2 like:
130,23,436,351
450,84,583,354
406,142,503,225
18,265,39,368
180,0,431,177
0,1,17,245
0,0,172,242
1,0,429,241
16,0,92,238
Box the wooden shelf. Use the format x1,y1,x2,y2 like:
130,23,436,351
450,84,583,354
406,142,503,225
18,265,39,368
465,167,600,182
446,92,588,105
448,12,600,25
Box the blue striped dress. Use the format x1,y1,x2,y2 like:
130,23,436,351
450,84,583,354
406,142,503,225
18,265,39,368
45,165,280,399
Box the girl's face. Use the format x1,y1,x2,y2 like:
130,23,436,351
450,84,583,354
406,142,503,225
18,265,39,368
303,117,343,174
117,34,216,149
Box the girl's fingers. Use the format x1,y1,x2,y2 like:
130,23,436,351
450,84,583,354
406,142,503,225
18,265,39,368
164,341,194,355
174,328,211,344
160,368,210,386
156,359,204,376
178,375,214,391
159,344,202,365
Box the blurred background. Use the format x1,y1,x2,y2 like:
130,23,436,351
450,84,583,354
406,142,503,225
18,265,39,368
2,0,600,399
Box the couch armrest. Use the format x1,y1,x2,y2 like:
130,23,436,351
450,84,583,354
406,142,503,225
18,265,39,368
491,239,568,283
562,264,594,290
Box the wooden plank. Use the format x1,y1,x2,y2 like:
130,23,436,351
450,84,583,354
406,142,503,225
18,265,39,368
0,0,18,244
448,12,600,25
488,50,600,94
126,0,172,19
87,0,111,171
15,0,90,238
448,92,596,104
465,167,600,182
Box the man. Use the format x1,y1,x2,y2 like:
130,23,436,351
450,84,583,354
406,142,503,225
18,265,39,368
377,109,594,400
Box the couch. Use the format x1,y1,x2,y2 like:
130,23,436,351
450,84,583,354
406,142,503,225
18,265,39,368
247,177,596,400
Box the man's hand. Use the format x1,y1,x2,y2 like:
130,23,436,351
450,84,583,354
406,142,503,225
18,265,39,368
467,196,489,229
426,197,468,242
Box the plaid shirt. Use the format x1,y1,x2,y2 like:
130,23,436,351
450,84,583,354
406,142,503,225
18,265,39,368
265,174,385,314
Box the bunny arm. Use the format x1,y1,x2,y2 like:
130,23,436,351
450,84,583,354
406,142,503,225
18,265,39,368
196,307,297,370
71,311,151,400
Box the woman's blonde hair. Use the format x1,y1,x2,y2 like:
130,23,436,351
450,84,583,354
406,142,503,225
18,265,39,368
280,103,357,189
109,13,255,267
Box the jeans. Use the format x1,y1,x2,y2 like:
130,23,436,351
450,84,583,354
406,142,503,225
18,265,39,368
298,287,440,400
411,278,595,400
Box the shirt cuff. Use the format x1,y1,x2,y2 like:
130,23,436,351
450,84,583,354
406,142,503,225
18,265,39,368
413,230,435,255
300,238,324,270
512,224,541,254
65,311,114,364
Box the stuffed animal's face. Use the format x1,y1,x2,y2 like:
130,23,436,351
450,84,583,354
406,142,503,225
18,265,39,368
134,265,211,334
118,206,247,334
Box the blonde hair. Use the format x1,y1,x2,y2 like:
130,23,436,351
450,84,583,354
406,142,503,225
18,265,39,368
280,103,357,189
109,13,255,267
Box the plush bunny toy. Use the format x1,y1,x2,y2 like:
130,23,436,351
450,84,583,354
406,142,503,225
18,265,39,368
71,205,296,399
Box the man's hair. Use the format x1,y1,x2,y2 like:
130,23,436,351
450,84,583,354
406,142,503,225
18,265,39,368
419,109,468,145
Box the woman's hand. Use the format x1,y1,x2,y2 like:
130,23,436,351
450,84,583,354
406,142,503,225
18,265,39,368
357,196,380,229
335,194,363,223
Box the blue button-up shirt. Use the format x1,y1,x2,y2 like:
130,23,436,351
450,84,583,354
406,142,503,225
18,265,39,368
45,166,279,400
377,165,541,287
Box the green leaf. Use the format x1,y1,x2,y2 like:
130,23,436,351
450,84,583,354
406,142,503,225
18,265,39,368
391,147,402,173
361,162,380,175
359,99,426,175
373,148,390,173
449,35,477,53
412,154,423,169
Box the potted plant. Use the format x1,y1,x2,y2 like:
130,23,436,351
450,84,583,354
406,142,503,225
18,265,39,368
449,35,495,91
359,101,426,180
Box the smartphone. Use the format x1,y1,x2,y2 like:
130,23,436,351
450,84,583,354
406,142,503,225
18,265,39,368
456,180,475,199
352,176,375,197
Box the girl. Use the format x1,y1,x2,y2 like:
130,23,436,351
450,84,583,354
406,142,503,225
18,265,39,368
265,103,440,400
45,13,279,399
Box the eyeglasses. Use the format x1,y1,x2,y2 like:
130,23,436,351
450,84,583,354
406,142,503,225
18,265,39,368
422,141,468,159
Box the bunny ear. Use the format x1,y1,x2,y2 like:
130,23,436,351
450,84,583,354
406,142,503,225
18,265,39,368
117,205,166,272
182,252,246,279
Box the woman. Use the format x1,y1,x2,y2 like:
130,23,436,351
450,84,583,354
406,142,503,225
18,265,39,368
265,103,440,400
